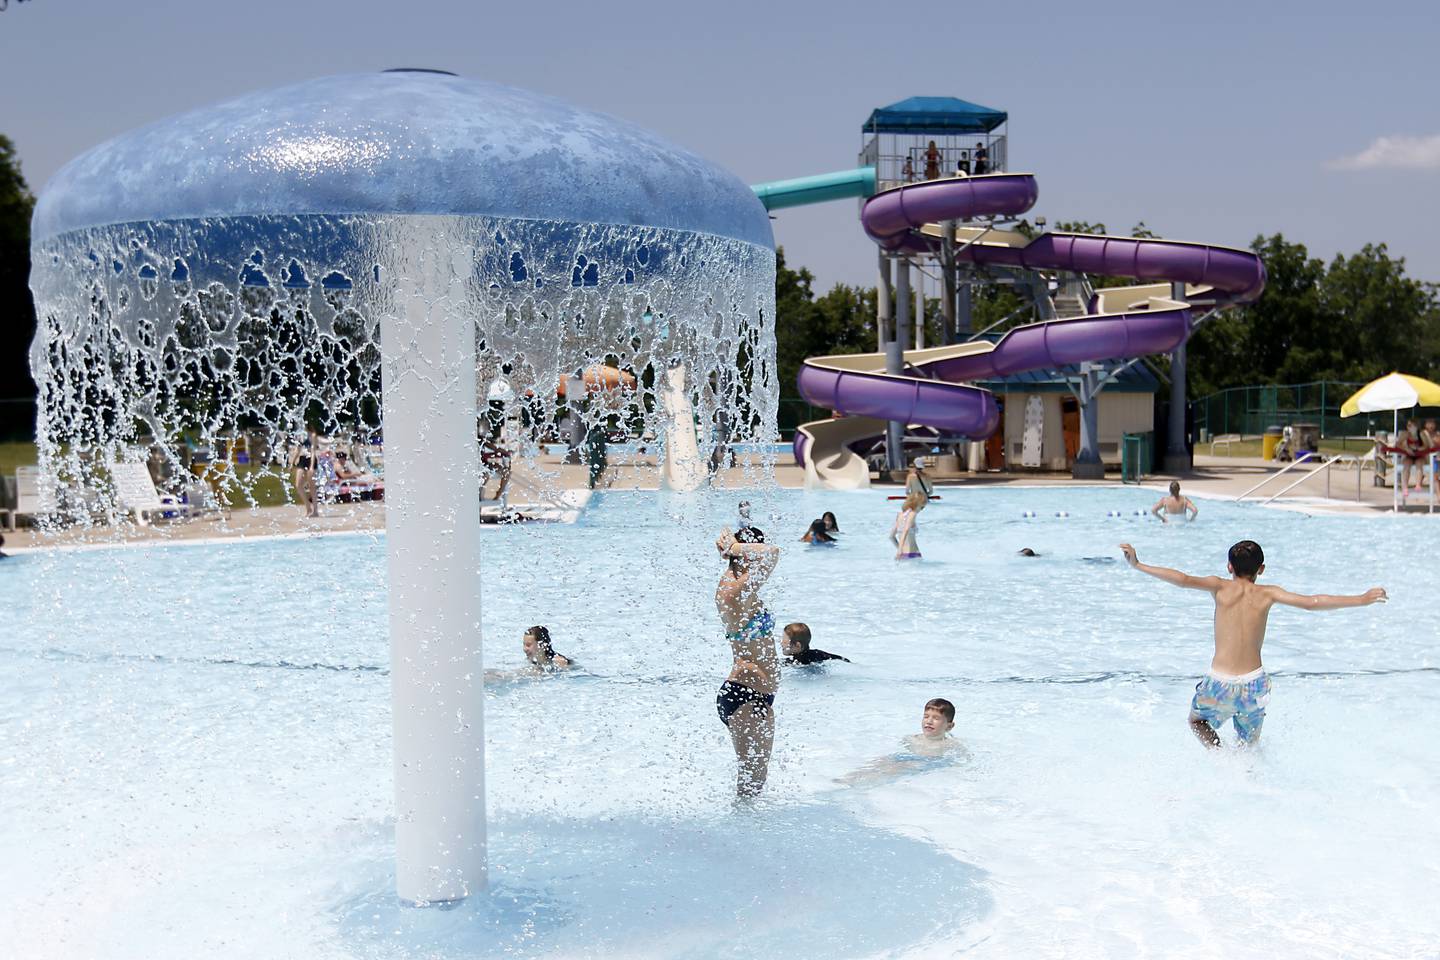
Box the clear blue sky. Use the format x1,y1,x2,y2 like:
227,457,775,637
2,0,1436,291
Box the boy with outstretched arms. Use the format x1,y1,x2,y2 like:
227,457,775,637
1120,540,1386,747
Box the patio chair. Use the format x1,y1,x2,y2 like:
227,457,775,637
110,460,192,526
11,466,56,530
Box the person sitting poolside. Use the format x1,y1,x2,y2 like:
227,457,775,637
782,622,850,666
0,532,8,559
799,518,837,545
838,698,966,785
1151,481,1198,523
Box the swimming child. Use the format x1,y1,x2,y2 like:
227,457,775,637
782,622,850,666
1150,481,1198,523
522,625,575,672
799,518,837,544
890,491,925,559
714,525,782,798
822,511,839,534
1119,540,1386,747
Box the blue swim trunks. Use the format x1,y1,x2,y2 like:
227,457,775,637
1189,668,1272,743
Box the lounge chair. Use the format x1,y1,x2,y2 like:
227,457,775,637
110,460,192,526
10,466,56,530
318,453,385,502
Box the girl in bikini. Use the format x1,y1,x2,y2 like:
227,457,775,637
713,526,780,798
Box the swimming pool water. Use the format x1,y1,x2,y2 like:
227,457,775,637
1,487,1435,958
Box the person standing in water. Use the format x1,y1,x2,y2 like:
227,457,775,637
1120,540,1385,748
1150,480,1198,523
714,526,781,798
905,460,934,503
890,491,925,559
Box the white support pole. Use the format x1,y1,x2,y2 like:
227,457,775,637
381,223,486,904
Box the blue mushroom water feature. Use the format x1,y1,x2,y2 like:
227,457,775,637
29,70,776,904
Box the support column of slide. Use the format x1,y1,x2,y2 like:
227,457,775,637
886,259,912,472
1072,364,1105,480
1165,280,1192,473
382,224,486,904
877,251,893,354
957,272,972,338
915,269,925,351
941,221,957,346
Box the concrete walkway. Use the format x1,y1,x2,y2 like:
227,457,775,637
5,450,1433,553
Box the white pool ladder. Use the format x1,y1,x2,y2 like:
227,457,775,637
1235,452,1314,501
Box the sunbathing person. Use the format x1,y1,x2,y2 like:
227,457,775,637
782,622,850,666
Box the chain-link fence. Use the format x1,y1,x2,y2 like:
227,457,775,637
1193,381,1381,440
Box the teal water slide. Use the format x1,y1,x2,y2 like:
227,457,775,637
752,167,876,211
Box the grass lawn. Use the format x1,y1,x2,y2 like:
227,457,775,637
0,441,297,509
0,441,38,476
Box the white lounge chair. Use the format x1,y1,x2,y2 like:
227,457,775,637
110,460,191,526
10,466,56,530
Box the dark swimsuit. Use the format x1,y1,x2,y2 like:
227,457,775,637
717,610,775,726
716,680,774,726
787,648,850,665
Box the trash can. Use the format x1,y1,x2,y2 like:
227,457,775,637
1121,432,1152,483
1292,422,1320,458
1262,425,1283,460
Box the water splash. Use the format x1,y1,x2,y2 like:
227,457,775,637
28,213,776,524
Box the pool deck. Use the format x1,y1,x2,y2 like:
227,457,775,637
3,452,1432,552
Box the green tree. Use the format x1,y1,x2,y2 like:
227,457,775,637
1187,234,1440,395
773,246,875,398
0,134,36,411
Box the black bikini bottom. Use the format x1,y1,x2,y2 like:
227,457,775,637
716,680,774,726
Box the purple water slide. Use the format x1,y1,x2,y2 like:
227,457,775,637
861,174,1040,249
797,362,1000,437
862,176,1265,301
795,176,1267,467
792,303,1185,464
923,306,1190,382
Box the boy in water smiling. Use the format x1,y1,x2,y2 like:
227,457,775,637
1120,540,1386,747
839,698,964,784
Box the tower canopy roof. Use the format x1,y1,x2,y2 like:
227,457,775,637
863,96,1007,135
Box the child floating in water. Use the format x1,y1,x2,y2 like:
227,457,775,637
1150,481,1198,523
1120,540,1386,748
839,698,965,784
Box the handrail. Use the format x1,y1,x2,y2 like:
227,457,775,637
1235,451,1314,500
1260,454,1345,505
